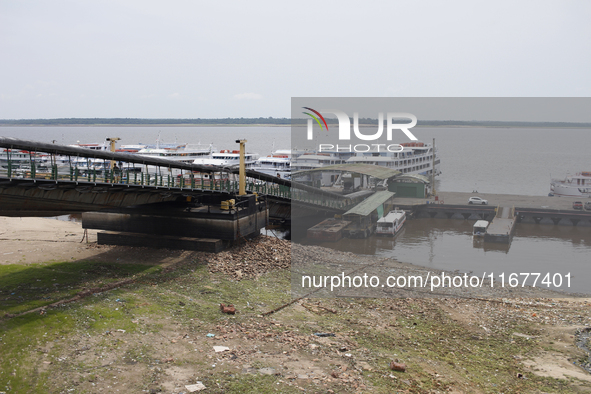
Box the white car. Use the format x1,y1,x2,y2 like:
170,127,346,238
468,196,488,205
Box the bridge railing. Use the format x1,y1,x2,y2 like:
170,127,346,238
1,142,353,210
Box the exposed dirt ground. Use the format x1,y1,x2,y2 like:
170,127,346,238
1,217,590,393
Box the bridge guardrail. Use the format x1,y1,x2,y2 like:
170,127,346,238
1,143,355,211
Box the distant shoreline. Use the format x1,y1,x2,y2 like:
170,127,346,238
0,123,292,127
2,123,591,129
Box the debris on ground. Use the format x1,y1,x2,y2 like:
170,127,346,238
185,382,206,392
390,361,407,372
220,303,236,314
207,236,290,280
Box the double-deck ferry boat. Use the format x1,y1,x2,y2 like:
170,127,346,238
137,144,213,164
252,149,291,179
192,150,260,168
0,149,42,169
550,172,591,197
291,141,440,188
375,209,406,236
346,141,440,177
290,149,355,186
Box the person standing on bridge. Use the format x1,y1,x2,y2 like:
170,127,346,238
113,163,121,183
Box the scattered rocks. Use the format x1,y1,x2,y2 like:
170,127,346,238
258,367,278,375
185,382,206,392
390,361,407,372
207,236,290,280
220,303,236,314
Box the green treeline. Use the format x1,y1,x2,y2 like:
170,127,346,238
0,117,291,126
0,118,590,127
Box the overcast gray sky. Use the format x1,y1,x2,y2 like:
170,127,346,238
1,1,590,119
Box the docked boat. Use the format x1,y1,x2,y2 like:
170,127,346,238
252,149,291,179
472,220,489,238
375,209,406,236
0,149,43,169
291,141,440,188
137,143,213,164
192,150,260,168
346,141,440,177
550,172,591,197
291,150,355,186
69,142,110,151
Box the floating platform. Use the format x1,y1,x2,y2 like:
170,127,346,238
484,207,516,243
307,218,351,242
83,195,268,250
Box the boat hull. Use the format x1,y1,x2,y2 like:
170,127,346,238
551,182,591,197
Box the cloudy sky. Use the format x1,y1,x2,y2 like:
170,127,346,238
1,1,589,119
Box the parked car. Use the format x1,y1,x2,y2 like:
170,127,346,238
585,201,591,211
468,196,488,205
573,201,583,210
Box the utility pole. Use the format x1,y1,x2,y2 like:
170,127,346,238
106,137,121,169
431,138,436,198
236,139,247,196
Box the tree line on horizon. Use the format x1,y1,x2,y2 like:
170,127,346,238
0,118,590,128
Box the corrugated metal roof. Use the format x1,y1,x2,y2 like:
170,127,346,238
344,191,395,216
293,163,401,180
393,174,430,184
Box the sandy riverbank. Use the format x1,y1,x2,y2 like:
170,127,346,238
0,217,99,265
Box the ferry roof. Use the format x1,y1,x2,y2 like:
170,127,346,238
294,163,401,180
473,220,489,228
344,191,395,216
378,210,405,222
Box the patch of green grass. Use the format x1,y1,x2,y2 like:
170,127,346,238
0,308,78,393
329,302,581,393
0,256,297,393
204,373,302,394
0,261,155,315
2,256,588,393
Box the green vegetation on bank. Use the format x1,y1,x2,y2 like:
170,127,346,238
1,257,589,393
0,118,291,126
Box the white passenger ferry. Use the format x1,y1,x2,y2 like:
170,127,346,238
375,209,406,236
0,149,42,169
550,172,591,197
290,150,356,186
346,141,440,177
252,149,291,179
137,144,213,164
192,150,260,168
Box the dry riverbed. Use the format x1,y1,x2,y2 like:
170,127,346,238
1,217,590,393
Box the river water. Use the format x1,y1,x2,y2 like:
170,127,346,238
2,125,589,196
2,126,590,294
